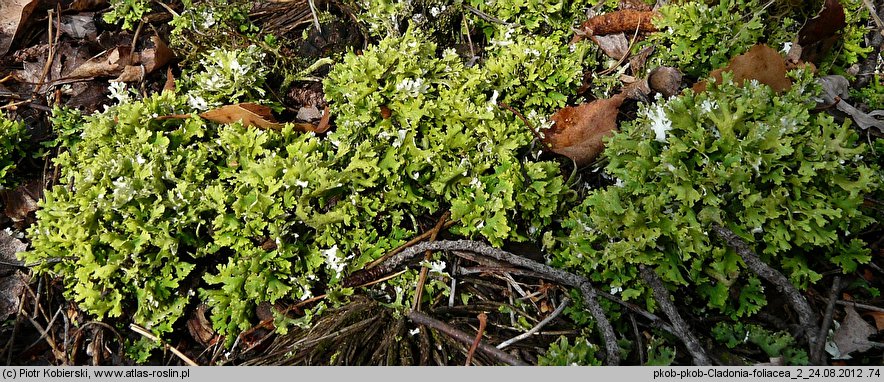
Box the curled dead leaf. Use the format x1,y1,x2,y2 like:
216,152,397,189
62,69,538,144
0,0,39,56
832,305,876,359
200,103,284,129
1,179,42,226
67,46,132,79
817,75,884,133
592,33,630,60
693,44,791,94
798,0,846,65
544,93,626,166
200,103,324,132
575,10,658,41
186,304,217,347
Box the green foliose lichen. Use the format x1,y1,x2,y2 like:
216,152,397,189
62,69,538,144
22,28,590,360
648,0,781,78
552,72,876,318
0,111,27,188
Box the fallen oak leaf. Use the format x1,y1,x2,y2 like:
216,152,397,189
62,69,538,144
693,44,792,94
543,93,627,166
574,10,658,42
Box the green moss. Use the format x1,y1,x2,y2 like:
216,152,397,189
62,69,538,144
553,72,876,318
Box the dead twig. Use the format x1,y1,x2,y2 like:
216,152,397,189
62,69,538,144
596,290,674,334
836,300,884,313
462,4,513,26
130,324,199,366
465,312,488,365
498,102,555,153
412,211,451,311
407,310,526,366
361,220,457,272
812,276,842,364
711,225,819,359
639,265,712,366
496,297,570,350
383,239,621,365
854,0,884,89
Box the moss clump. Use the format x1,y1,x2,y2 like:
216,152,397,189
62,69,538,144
552,73,876,318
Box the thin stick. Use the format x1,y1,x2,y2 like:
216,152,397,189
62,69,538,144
130,324,199,366
836,300,884,313
812,276,842,364
639,265,712,366
498,102,554,152
26,316,64,362
864,0,884,36
462,4,513,26
413,212,451,311
711,225,819,353
465,312,488,365
408,310,526,366
33,9,60,95
364,220,457,270
385,239,621,365
4,291,27,365
497,297,570,349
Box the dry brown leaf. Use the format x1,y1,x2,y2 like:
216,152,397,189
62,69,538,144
0,0,39,56
798,0,846,65
693,44,792,94
817,75,884,133
163,66,175,92
139,36,174,73
863,311,884,332
1,179,42,225
575,10,658,41
0,230,27,321
833,305,876,358
67,46,132,79
592,33,630,60
544,93,626,166
60,14,97,40
629,46,655,76
69,0,109,11
186,304,217,347
200,103,285,129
